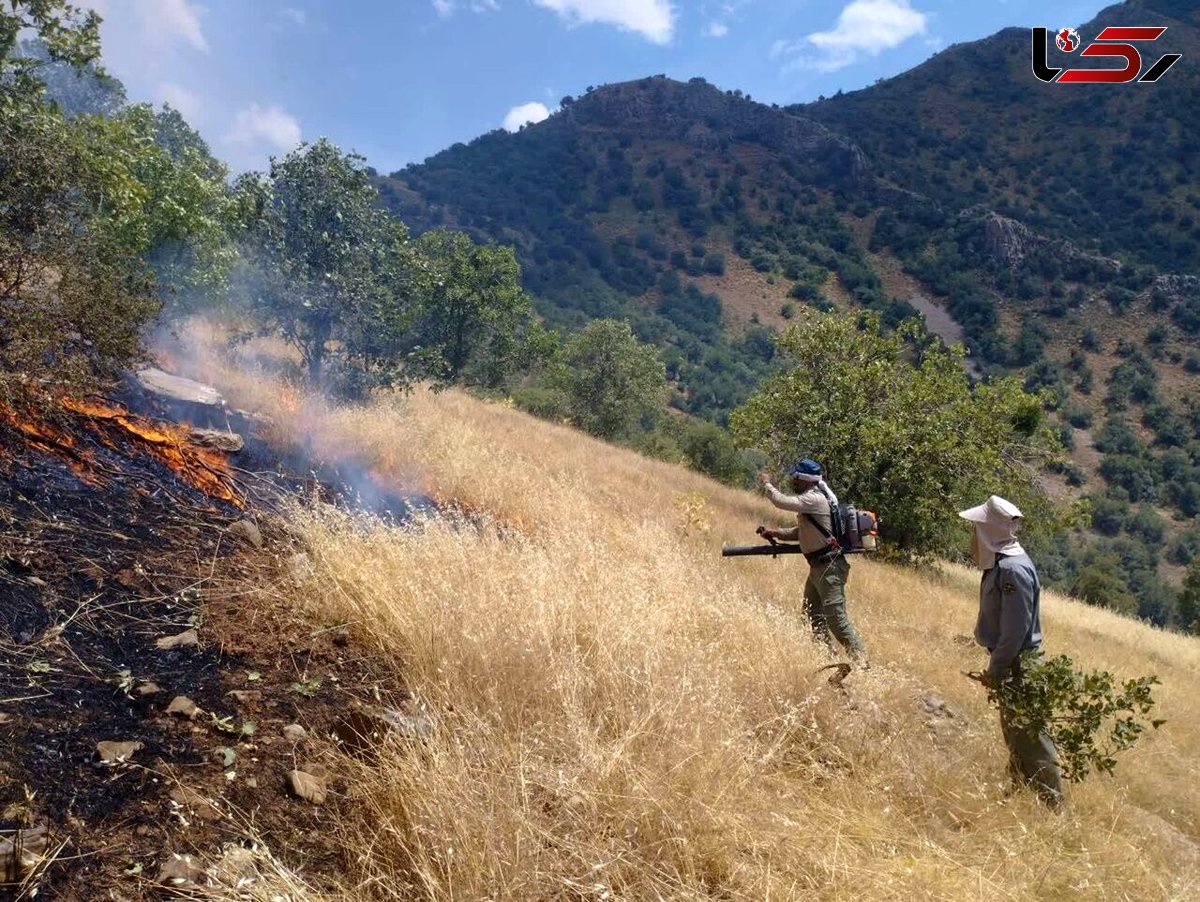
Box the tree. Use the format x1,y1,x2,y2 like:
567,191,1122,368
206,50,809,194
238,139,410,383
0,98,158,392
1180,557,1200,635
407,229,533,387
730,312,1071,556
557,320,667,439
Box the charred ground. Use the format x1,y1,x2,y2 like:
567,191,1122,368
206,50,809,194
0,380,418,899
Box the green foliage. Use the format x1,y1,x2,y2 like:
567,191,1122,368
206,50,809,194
76,104,237,299
730,312,1068,555
407,230,534,387
0,80,157,391
1179,557,1200,634
554,319,667,440
237,140,412,384
0,2,100,77
983,651,1163,782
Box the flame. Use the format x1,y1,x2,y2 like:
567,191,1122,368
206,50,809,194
60,397,244,508
0,402,99,483
1,396,243,507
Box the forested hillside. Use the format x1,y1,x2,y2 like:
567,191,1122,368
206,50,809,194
379,0,1200,630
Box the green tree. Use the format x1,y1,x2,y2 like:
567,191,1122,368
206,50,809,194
0,97,158,391
1070,554,1138,616
1,2,100,78
730,312,1070,555
75,104,237,299
1179,557,1200,635
238,139,410,383
407,229,533,387
557,320,667,439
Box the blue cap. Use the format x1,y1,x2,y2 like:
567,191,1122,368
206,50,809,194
787,458,823,480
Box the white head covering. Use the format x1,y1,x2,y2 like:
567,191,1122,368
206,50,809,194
958,495,1025,570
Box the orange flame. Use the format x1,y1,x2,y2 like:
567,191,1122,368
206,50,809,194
60,397,244,508
0,401,99,483
1,397,243,507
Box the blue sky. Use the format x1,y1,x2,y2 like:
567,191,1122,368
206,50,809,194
84,0,1114,173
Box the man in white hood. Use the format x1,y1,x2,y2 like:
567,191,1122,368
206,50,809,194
959,495,1063,806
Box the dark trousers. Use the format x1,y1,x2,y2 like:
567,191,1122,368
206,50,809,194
997,654,1063,806
803,555,865,657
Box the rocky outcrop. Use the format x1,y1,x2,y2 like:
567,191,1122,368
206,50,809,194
561,77,873,190
969,208,1121,272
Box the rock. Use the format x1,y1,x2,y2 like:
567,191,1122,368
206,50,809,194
286,770,327,805
286,552,312,582
156,852,206,886
918,693,954,718
169,786,222,821
283,724,307,742
136,368,224,407
0,825,48,884
165,696,202,718
135,682,162,696
227,520,263,548
155,629,199,650
226,690,261,707
189,427,244,453
96,740,142,762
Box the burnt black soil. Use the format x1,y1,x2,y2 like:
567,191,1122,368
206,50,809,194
0,397,409,900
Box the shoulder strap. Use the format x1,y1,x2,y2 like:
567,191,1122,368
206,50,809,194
803,512,834,541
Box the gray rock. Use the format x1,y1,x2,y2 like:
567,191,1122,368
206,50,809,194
165,696,201,718
283,723,307,742
226,690,261,707
286,770,327,805
189,427,244,453
918,692,954,718
155,629,199,650
157,853,206,886
96,740,142,762
228,520,263,548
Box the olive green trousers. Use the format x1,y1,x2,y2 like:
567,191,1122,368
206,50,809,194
803,555,866,657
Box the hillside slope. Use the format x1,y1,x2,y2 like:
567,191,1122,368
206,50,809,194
380,0,1200,630
181,337,1200,900
800,0,1200,272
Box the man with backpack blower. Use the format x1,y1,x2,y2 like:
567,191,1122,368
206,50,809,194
757,459,868,662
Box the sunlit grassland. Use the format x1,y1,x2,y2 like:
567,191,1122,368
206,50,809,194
193,340,1200,900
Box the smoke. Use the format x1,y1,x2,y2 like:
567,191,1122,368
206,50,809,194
145,317,435,524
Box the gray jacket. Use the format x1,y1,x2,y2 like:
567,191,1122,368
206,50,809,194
975,553,1043,680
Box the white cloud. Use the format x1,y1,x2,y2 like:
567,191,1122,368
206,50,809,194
503,101,551,132
156,82,203,121
283,7,308,27
704,21,729,38
532,0,674,44
801,0,926,72
223,103,302,154
433,0,499,16
140,0,209,53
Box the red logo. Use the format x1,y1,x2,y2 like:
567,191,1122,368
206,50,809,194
1032,26,1182,83
1056,28,1079,52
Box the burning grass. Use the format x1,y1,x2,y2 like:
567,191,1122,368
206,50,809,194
0,393,243,507
178,345,1200,901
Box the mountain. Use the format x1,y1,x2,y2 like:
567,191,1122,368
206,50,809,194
378,0,1200,628
800,0,1200,273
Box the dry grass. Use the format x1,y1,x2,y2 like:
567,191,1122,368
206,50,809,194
185,333,1200,900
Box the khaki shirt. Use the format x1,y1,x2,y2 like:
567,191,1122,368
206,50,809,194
764,483,833,555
